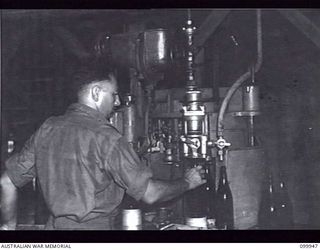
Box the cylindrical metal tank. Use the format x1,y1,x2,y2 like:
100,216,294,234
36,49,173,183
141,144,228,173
137,29,173,75
225,147,267,229
242,85,260,112
95,29,174,77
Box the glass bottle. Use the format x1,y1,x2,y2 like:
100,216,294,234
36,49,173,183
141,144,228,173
184,160,209,219
205,158,216,220
215,166,234,230
276,180,294,229
258,174,278,229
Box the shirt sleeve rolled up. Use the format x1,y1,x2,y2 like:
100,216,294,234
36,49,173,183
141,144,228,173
5,134,36,188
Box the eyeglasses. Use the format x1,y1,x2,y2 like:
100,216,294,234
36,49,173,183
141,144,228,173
112,92,120,98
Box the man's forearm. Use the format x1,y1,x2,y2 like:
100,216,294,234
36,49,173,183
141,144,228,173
0,172,18,230
143,178,189,204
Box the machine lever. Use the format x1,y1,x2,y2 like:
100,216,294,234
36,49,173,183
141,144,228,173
180,136,201,149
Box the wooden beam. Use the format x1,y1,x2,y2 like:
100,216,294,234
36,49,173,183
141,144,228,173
279,9,320,50
194,10,230,49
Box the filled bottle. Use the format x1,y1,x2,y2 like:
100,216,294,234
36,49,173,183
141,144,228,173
215,166,234,230
258,174,278,229
205,159,216,220
276,180,294,229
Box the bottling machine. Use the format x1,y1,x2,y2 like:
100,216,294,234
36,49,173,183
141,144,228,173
94,9,266,229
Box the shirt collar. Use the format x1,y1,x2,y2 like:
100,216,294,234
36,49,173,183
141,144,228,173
66,103,107,124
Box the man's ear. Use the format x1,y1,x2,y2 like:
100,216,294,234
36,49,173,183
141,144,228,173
91,85,101,102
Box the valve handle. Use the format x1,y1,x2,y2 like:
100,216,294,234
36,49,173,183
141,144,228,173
214,137,231,150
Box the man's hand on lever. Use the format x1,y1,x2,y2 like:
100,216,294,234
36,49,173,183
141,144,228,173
184,165,207,190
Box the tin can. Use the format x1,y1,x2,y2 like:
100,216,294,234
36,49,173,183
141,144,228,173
122,209,142,230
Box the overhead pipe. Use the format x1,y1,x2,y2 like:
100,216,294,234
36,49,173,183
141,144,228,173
216,9,262,139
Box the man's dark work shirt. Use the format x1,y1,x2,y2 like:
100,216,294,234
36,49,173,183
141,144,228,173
5,103,152,229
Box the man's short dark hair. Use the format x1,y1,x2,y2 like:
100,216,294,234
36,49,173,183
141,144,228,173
72,65,116,94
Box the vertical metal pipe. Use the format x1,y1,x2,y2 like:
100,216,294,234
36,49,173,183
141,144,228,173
248,116,255,147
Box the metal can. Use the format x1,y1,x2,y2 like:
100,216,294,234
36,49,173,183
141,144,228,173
122,209,142,230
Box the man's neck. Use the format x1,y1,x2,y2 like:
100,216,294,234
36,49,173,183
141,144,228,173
78,99,96,111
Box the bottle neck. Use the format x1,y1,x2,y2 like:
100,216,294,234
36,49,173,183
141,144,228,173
267,178,275,203
267,174,274,191
219,166,228,186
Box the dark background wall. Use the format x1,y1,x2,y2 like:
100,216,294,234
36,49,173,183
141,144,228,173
1,9,320,227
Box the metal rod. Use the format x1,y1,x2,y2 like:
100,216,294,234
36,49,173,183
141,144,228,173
248,116,255,147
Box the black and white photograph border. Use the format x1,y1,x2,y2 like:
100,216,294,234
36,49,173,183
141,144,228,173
1,2,320,244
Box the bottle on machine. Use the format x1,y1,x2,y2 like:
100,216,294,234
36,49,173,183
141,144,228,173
215,166,234,230
204,158,216,220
